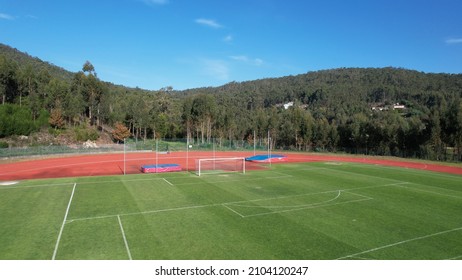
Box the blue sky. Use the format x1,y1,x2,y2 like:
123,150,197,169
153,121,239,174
1,0,462,90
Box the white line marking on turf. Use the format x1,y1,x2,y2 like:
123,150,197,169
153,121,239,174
173,175,293,186
67,182,403,222
448,255,462,260
396,184,462,200
228,191,343,209
240,197,373,218
337,226,462,260
309,166,405,183
68,204,224,222
0,182,76,190
52,182,76,260
346,162,462,180
117,215,132,260
0,181,19,186
222,204,245,218
163,178,174,186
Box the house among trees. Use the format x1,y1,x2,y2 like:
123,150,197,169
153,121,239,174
392,103,406,110
371,103,406,111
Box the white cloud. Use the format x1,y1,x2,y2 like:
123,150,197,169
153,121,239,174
230,55,264,66
0,13,14,20
195,18,223,29
202,59,229,80
446,38,462,45
253,58,264,66
230,55,248,62
223,35,233,43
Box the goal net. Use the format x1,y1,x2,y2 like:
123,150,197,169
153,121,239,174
195,157,246,176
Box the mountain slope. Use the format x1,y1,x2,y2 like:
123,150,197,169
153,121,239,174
0,43,74,81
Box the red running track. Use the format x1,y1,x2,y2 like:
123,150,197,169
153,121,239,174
1,151,461,181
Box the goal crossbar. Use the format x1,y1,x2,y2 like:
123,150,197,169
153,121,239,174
195,157,246,176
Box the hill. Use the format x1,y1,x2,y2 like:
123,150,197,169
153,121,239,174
1,43,462,162
0,43,74,82
182,67,462,114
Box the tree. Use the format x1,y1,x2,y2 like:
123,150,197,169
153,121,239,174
181,96,194,143
0,55,18,105
112,122,131,143
49,108,65,129
428,111,445,160
82,61,95,75
190,94,217,143
77,62,106,126
17,64,36,107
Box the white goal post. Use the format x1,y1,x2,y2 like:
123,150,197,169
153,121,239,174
195,157,246,176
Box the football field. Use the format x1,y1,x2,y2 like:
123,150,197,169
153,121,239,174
1,161,461,260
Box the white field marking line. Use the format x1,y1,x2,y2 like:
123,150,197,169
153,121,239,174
336,226,462,260
0,181,19,186
346,182,411,193
346,162,462,180
117,215,132,260
162,178,174,186
67,182,403,222
239,197,373,218
341,190,374,200
68,203,224,223
405,180,462,196
76,177,172,185
222,204,245,218
0,182,76,190
227,191,343,209
300,166,406,184
344,256,376,260
396,184,462,200
58,172,289,187
448,255,462,260
52,182,77,260
172,175,293,186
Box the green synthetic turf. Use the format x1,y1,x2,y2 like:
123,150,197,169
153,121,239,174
1,162,461,260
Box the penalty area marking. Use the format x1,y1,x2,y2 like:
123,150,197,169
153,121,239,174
227,190,343,209
52,182,77,260
336,226,462,260
223,191,373,218
162,178,174,186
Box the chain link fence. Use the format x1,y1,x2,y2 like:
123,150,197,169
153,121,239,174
0,138,271,159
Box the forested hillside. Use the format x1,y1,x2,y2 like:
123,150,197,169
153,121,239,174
1,43,462,161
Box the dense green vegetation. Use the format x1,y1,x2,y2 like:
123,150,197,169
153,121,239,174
1,43,462,161
1,163,461,259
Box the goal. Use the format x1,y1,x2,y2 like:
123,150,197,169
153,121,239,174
195,157,246,176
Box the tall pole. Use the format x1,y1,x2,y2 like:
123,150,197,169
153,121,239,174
155,139,158,174
268,130,272,168
123,138,126,175
186,137,189,172
213,138,216,171
254,130,256,156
